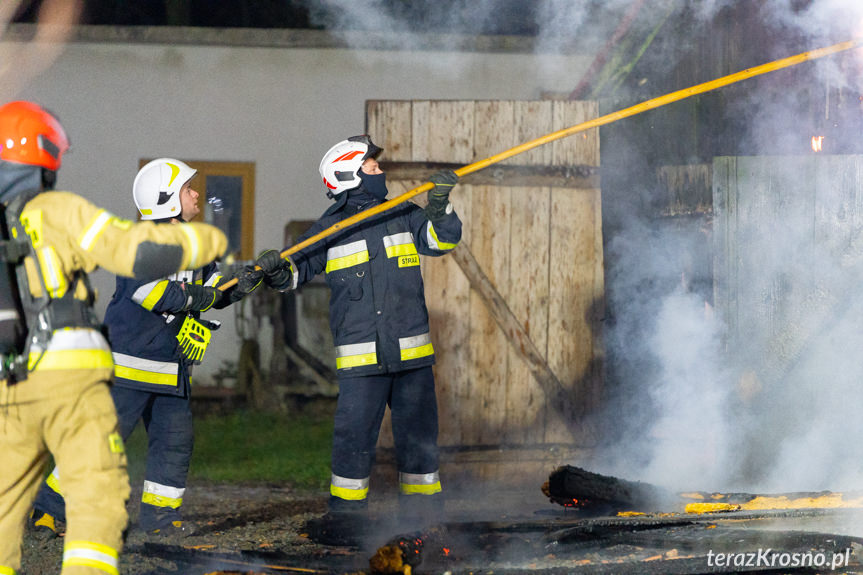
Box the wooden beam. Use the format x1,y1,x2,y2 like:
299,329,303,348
380,161,600,189
450,242,583,440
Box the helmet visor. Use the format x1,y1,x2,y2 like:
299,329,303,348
348,134,383,161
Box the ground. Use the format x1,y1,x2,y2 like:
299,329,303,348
19,477,555,575
20,479,863,574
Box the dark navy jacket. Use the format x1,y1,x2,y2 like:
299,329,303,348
105,260,222,396
290,189,461,377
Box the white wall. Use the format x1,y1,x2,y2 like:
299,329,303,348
3,29,591,384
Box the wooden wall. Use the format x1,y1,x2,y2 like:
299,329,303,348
366,100,604,480
714,155,863,386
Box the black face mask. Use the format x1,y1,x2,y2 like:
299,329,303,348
358,170,388,201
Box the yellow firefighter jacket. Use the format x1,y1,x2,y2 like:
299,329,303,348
13,190,227,373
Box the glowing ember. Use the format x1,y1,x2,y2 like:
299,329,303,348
811,135,824,152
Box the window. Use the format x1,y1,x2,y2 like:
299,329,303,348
139,159,255,261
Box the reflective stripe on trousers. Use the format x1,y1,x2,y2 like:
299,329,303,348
399,471,442,495
62,541,119,575
330,474,369,501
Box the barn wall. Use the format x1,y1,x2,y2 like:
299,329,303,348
367,100,604,481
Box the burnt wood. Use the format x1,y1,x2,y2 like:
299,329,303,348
379,161,600,188
546,465,676,511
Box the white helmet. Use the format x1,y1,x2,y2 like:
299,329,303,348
318,135,382,198
133,158,197,220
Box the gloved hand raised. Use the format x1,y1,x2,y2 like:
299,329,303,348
256,249,293,289
232,265,264,297
180,283,223,312
425,169,459,223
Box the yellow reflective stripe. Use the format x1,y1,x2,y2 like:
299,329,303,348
206,274,223,287
330,484,369,500
326,250,369,273
336,352,377,370
399,471,442,495
29,349,114,371
37,247,67,298
427,222,458,251
138,280,169,311
180,225,200,269
399,333,434,361
63,541,119,575
0,565,16,575
401,343,434,361
46,469,62,495
141,491,183,509
385,243,418,258
114,364,178,386
400,481,442,495
78,210,112,252
335,342,377,370
326,240,369,273
330,474,369,501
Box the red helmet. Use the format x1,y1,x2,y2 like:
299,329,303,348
0,101,69,171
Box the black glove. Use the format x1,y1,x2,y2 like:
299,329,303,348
233,265,264,296
425,169,458,223
256,249,293,289
180,283,223,312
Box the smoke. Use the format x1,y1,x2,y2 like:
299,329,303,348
594,0,863,501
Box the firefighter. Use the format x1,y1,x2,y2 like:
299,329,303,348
0,101,228,574
263,135,461,542
31,158,282,538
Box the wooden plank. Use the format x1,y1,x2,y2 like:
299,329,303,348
545,186,602,444
427,101,474,164
473,101,517,162
429,183,473,446
367,100,413,161
544,100,602,444
514,100,555,167
470,101,514,446
656,164,713,215
504,186,551,444
551,100,600,167
410,101,430,162
464,184,511,445
510,101,555,444
379,161,600,188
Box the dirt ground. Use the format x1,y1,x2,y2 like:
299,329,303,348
19,475,557,575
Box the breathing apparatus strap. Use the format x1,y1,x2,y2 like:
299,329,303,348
1,191,101,382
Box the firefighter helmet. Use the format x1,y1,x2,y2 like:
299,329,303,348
133,158,197,220
318,135,383,197
0,101,69,171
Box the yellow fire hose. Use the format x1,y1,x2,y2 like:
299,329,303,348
219,37,863,291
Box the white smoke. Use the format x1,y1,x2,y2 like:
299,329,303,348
596,0,863,501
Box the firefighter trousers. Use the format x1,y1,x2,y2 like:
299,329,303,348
34,385,194,531
329,366,442,515
0,368,129,575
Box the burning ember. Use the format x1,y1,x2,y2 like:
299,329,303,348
811,135,824,152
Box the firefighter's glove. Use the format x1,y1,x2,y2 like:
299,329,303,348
233,264,264,296
176,315,212,365
180,283,223,312
425,169,459,223
256,249,293,289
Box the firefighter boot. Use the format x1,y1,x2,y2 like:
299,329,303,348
303,509,369,547
28,508,64,539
